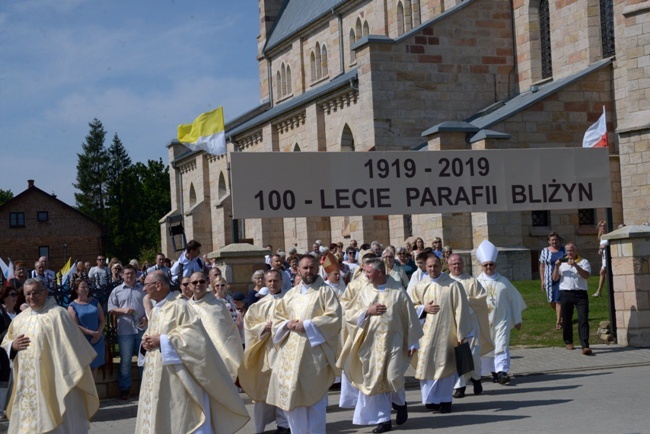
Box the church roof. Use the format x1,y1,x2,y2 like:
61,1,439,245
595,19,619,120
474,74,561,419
264,0,347,52
227,69,358,137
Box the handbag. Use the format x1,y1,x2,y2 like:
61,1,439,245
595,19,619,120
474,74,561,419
455,341,474,376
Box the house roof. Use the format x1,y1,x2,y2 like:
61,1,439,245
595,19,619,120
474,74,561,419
0,181,103,230
264,0,348,52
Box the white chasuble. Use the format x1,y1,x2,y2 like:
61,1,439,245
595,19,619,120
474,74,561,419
135,296,249,434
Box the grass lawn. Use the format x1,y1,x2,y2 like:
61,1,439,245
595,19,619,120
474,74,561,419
509,276,612,348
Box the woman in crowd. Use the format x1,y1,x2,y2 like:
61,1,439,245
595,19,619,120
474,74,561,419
594,220,608,297
382,247,409,288
68,278,106,380
539,231,566,329
7,261,27,299
286,255,299,284
247,269,266,307
0,286,19,418
411,237,425,261
395,246,416,279
111,262,123,284
212,276,244,340
442,245,453,272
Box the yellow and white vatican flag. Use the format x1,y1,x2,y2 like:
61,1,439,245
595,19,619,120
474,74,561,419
177,106,226,156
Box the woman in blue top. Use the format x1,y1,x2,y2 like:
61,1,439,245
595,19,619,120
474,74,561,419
68,278,106,380
539,232,566,329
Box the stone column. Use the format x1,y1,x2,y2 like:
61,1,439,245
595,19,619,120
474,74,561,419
423,122,478,250
208,243,269,294
603,225,650,347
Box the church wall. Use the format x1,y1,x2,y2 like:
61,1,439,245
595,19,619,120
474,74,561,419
548,0,604,80
362,0,515,151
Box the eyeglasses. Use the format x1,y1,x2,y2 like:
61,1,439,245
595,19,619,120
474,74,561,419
181,283,190,287
214,284,226,288
191,279,206,285
143,281,157,287
482,263,495,267
97,258,105,261
6,293,17,297
24,289,46,297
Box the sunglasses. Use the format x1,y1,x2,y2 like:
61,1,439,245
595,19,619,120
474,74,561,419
214,284,226,288
181,283,190,287
6,293,17,297
191,279,206,285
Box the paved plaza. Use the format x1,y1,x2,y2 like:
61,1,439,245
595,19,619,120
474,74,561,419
3,344,646,434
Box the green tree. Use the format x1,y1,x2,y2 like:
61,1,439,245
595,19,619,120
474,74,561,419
0,189,13,206
132,159,171,258
74,119,109,223
105,133,134,257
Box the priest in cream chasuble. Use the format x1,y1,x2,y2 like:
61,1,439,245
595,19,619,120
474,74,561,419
337,258,422,432
238,269,289,434
266,255,342,434
136,271,249,434
410,256,471,409
1,279,99,434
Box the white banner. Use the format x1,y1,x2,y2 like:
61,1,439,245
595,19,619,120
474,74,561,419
230,148,612,218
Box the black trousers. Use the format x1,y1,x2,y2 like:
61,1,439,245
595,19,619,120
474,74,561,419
560,290,589,348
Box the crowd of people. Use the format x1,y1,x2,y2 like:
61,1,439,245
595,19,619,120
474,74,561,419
0,233,598,433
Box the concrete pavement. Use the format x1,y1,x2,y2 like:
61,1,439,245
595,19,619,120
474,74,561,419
2,344,649,433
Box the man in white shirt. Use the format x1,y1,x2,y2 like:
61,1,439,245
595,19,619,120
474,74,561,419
552,242,592,355
146,253,169,276
31,255,55,282
89,255,111,286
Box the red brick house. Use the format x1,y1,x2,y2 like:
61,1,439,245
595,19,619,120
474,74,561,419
0,180,103,271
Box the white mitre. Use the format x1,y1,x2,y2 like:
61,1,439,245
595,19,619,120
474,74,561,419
476,240,498,264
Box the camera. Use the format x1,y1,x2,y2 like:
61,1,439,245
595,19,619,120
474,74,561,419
559,257,569,263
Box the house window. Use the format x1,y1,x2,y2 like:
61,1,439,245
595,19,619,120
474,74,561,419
578,209,596,226
39,246,49,259
10,212,25,228
531,210,549,227
403,214,413,237
37,211,49,222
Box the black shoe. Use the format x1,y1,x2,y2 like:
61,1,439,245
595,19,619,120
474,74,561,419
440,402,452,414
274,427,291,434
372,421,392,433
453,387,466,398
392,402,408,425
497,371,510,385
425,403,442,411
119,390,130,401
471,378,483,395
491,372,499,383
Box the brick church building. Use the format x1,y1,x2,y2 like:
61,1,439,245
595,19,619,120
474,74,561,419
162,0,648,278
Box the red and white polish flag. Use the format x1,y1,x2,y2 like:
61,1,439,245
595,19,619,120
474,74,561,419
582,106,608,148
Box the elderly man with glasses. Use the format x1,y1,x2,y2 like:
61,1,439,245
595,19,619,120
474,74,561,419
476,240,527,385
136,271,249,434
1,278,99,433
188,271,243,382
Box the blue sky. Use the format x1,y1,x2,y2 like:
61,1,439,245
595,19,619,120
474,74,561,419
0,0,261,205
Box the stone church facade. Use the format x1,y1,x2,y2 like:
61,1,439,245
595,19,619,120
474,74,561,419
162,0,649,279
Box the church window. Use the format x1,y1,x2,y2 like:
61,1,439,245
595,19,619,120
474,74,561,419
531,210,549,227
540,0,552,79
286,65,292,94
315,42,322,79
397,2,405,36
363,21,369,38
310,51,317,81
349,29,357,63
321,45,328,78
578,209,596,226
600,0,615,57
